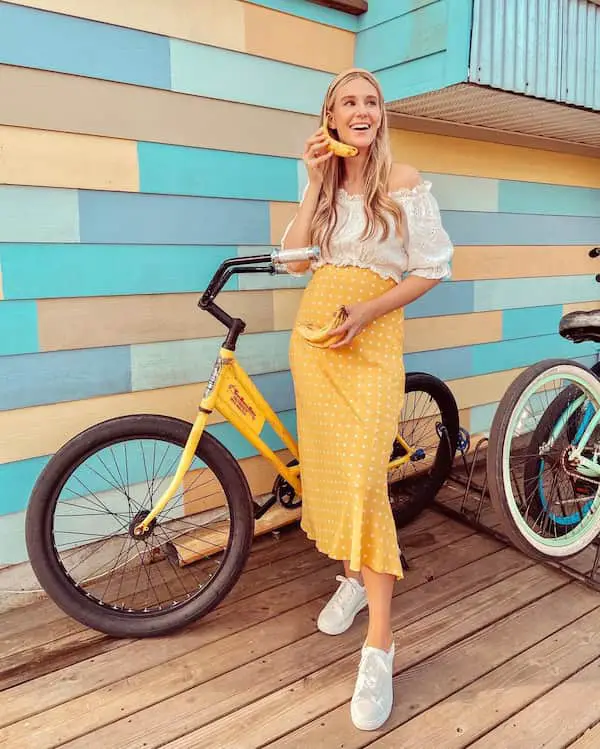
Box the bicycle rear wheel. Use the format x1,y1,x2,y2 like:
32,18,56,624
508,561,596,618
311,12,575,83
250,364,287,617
387,372,459,527
487,359,600,559
25,414,254,638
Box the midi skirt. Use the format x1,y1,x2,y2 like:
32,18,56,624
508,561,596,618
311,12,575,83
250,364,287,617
289,264,405,579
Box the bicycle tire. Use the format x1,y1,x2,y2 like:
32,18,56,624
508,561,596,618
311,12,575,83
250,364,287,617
388,372,460,527
25,414,254,638
487,358,600,560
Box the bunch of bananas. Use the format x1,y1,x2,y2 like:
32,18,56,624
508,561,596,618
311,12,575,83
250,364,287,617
322,124,358,158
296,306,348,348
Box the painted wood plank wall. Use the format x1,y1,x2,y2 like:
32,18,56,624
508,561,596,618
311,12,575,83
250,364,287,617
0,0,599,564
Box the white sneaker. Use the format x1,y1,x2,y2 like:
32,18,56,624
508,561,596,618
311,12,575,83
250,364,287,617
317,575,368,635
351,641,395,731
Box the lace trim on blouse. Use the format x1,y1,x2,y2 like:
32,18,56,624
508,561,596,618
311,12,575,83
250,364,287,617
281,180,454,283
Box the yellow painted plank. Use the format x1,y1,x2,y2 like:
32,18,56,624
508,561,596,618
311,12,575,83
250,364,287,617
404,312,502,352
272,288,304,330
4,0,246,51
244,2,354,73
270,202,299,245
0,66,317,158
0,125,138,192
447,368,525,411
0,383,229,465
563,300,600,314
452,245,597,281
390,129,600,188
38,291,275,352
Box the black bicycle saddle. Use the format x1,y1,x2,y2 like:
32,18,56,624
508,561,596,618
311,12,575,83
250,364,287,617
559,310,600,343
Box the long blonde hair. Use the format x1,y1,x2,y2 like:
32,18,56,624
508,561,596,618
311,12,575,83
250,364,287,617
310,68,403,256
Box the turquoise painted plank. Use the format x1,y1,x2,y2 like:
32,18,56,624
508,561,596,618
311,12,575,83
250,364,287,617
503,306,564,340
405,281,474,318
0,511,27,565
131,331,292,391
0,302,39,355
170,39,332,116
237,248,308,290
0,245,236,299
0,186,79,242
423,173,498,212
442,211,600,245
358,0,438,31
0,456,50,515
243,0,357,30
472,334,600,377
78,191,270,245
138,143,300,202
474,275,600,312
377,53,450,102
0,347,131,410
444,0,473,85
0,2,170,88
499,181,600,218
355,1,448,71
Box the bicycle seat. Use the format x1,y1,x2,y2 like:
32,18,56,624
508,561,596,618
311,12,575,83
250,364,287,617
559,310,600,343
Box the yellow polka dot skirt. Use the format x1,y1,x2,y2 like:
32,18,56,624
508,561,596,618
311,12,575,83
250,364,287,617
289,265,405,579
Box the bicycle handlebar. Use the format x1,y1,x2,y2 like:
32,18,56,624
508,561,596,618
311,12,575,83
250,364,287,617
198,246,320,349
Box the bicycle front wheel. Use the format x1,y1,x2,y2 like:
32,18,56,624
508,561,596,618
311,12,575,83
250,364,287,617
25,414,254,638
487,359,600,560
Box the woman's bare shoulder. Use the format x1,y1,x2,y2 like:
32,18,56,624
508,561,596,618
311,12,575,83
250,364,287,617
389,163,422,192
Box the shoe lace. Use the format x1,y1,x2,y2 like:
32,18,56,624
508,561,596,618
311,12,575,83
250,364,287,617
329,575,358,612
354,650,387,702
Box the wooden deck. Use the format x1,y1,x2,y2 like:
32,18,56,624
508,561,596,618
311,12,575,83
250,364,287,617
2,487,600,749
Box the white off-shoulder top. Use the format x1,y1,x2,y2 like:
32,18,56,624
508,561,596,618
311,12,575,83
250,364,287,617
282,181,453,283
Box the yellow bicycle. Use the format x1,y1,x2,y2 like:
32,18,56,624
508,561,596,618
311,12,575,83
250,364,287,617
25,248,459,638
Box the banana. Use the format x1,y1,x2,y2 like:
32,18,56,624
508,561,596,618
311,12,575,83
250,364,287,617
297,306,348,348
322,124,358,158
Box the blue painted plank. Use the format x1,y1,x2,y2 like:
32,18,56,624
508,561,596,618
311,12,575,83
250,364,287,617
423,173,498,212
0,456,50,515
355,1,447,71
503,306,564,340
170,39,332,116
499,180,600,218
0,186,79,243
470,402,498,434
442,211,600,245
474,275,600,312
0,2,170,88
358,0,438,31
472,334,600,377
405,345,473,381
405,281,475,318
0,302,39,355
78,191,270,245
132,331,292,391
444,0,473,85
0,245,236,299
376,53,451,102
243,0,357,30
0,347,131,410
138,143,300,202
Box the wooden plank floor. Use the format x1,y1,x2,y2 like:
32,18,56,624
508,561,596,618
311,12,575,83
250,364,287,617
2,494,600,748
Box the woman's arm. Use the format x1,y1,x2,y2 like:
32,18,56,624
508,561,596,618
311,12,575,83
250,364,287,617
280,182,322,274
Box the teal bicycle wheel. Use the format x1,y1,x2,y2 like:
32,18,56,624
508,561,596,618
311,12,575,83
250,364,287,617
487,359,600,560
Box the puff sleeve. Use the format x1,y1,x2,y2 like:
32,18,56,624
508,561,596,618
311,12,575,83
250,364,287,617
394,181,453,280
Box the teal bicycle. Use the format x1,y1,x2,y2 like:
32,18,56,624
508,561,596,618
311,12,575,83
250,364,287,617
487,248,600,560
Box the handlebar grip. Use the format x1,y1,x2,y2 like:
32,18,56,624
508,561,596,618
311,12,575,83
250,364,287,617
590,247,600,258
271,247,320,264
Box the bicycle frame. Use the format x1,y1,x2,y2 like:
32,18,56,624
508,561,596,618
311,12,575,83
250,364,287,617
133,250,416,536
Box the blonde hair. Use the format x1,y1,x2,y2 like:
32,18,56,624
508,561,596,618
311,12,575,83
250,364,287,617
310,68,403,256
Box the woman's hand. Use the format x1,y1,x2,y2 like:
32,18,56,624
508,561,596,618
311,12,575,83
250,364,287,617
329,301,377,348
303,128,334,186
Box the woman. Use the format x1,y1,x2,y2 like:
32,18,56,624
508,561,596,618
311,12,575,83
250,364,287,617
280,68,453,731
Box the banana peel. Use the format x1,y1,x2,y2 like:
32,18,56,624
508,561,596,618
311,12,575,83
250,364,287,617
296,306,348,348
322,124,358,158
